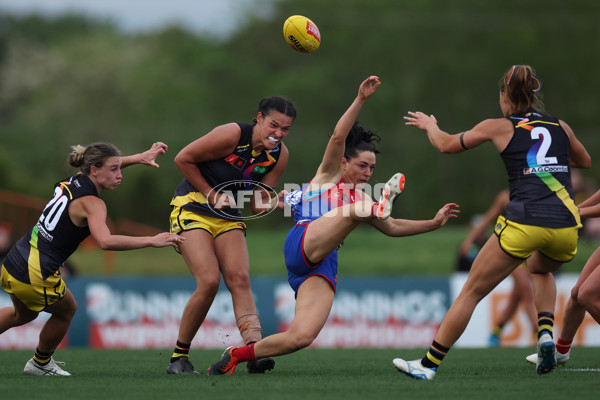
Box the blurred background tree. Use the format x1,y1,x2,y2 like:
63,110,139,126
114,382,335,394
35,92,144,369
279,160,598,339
1,0,599,230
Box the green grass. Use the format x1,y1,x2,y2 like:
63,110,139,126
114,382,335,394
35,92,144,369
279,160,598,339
68,225,599,276
2,348,598,400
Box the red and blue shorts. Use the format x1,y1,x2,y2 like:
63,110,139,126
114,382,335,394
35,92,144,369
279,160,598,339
284,223,337,295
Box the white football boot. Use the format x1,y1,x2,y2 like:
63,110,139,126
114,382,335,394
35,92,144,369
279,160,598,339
526,348,570,366
392,358,436,380
23,358,71,376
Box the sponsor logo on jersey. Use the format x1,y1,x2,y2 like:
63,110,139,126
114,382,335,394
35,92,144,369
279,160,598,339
523,165,569,175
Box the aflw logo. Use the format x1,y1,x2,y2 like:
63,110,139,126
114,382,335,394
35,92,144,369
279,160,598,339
207,180,279,220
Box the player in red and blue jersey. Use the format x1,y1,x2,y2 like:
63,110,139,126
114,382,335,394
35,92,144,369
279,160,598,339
207,75,459,375
395,65,591,380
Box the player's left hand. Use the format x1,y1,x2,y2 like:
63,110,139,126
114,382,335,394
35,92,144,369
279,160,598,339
433,203,460,227
140,142,168,168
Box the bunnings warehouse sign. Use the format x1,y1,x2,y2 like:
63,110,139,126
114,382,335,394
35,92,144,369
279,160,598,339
1,275,598,348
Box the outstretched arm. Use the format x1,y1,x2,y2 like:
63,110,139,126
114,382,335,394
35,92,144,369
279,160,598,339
404,112,512,153
120,142,168,169
368,203,460,237
73,196,184,251
310,76,381,186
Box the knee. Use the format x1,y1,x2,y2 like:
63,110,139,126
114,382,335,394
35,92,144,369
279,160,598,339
288,330,317,351
61,299,78,321
223,270,251,293
576,285,599,311
195,277,220,299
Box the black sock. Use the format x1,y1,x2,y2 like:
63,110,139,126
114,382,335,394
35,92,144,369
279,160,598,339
170,340,191,363
421,340,449,369
537,312,554,339
33,348,53,366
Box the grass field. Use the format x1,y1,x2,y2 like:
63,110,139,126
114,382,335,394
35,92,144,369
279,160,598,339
2,348,599,400
68,225,600,276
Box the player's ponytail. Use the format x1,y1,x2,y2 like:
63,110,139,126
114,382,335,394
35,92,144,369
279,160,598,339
68,143,120,174
499,64,545,114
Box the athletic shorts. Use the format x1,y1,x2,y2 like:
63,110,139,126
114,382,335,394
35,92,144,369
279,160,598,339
169,205,246,238
494,215,579,262
284,223,338,295
1,265,67,312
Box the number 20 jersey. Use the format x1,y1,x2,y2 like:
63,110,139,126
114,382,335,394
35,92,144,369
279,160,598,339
501,111,577,228
4,174,98,284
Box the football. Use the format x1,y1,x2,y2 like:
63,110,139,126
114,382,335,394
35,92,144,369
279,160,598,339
283,15,321,53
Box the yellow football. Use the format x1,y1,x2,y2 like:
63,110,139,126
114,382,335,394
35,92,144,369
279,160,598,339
283,15,321,53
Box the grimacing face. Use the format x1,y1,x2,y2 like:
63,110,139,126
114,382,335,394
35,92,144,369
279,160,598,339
257,111,294,150
92,156,122,191
342,150,376,188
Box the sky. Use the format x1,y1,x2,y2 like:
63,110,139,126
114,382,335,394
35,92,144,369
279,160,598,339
0,0,277,39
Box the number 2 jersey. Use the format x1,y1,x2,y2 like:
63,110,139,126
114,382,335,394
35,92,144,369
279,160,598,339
3,174,98,285
501,111,579,228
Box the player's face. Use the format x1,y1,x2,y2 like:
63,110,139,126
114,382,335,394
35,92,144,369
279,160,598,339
92,156,123,191
342,150,376,188
257,111,293,150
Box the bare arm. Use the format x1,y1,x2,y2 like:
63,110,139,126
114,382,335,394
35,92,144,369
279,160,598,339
368,203,460,237
309,76,381,187
120,142,168,169
404,112,513,153
73,196,182,251
578,189,600,209
559,120,591,169
174,123,241,208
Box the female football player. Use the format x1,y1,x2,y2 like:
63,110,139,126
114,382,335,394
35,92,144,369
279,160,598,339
394,64,591,380
207,75,459,375
0,142,182,376
167,96,296,374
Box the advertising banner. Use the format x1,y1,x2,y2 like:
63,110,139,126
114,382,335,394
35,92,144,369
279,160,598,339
1,274,596,349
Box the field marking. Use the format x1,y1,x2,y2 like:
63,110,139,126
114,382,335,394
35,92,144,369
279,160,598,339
562,368,600,372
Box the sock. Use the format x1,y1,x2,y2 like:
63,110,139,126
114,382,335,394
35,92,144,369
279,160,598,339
170,341,191,363
537,312,554,339
33,348,53,366
421,340,449,369
556,338,573,354
232,343,256,363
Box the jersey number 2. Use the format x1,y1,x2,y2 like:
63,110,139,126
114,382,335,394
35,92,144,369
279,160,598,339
531,127,558,165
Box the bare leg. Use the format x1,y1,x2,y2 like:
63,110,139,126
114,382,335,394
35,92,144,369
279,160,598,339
511,266,538,334
527,251,562,317
216,229,262,344
253,276,334,358
37,289,77,353
176,229,221,344
303,200,375,262
0,294,38,333
572,246,600,324
435,236,523,347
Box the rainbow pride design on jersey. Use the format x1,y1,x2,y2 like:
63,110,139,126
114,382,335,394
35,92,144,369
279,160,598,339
516,116,580,225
